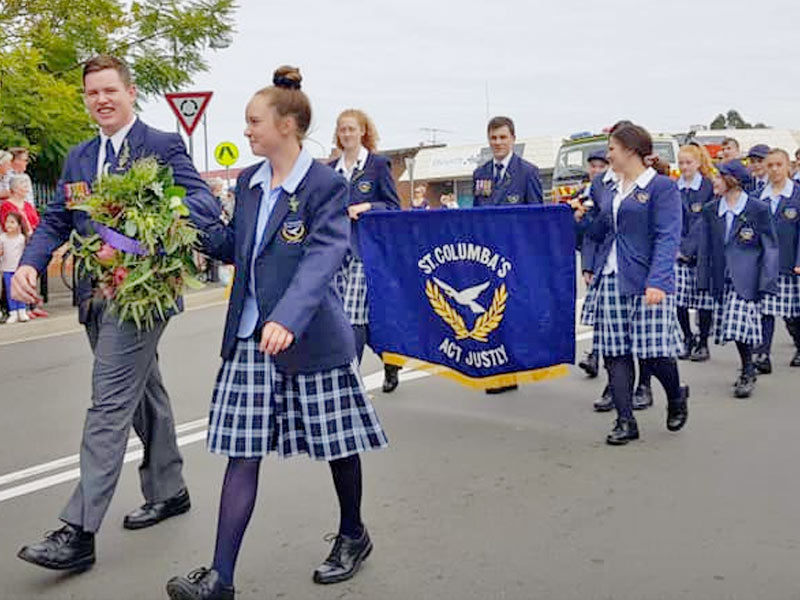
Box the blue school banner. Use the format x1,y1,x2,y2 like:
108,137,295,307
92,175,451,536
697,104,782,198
359,205,576,389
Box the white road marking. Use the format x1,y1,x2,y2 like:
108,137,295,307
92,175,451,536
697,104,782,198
0,325,594,503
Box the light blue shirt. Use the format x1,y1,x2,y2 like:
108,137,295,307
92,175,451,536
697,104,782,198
237,148,314,338
717,191,749,243
676,172,702,191
760,179,794,215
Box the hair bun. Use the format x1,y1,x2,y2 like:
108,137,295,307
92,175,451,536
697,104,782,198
273,65,302,90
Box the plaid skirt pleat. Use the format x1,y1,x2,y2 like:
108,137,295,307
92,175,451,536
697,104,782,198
207,339,388,460
334,253,369,326
675,262,715,310
593,273,681,359
760,274,800,318
580,286,598,326
714,283,762,346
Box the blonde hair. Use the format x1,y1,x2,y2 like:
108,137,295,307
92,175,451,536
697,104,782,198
679,144,715,179
334,109,379,152
254,66,311,142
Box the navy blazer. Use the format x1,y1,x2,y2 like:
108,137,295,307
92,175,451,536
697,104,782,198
328,153,400,259
586,171,682,296
472,154,543,207
696,196,779,301
20,119,222,323
678,176,714,260
578,173,616,273
204,161,355,373
759,184,800,276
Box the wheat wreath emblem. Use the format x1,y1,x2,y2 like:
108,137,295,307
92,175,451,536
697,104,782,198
425,279,507,343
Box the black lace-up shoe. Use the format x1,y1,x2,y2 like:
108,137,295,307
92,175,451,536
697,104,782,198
17,524,95,571
606,418,639,446
124,487,191,530
313,528,373,585
382,364,399,393
753,354,772,375
632,384,653,410
733,369,757,398
593,385,613,412
578,351,599,378
166,567,234,600
667,385,690,432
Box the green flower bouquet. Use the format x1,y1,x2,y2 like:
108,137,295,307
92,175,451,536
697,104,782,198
68,157,204,330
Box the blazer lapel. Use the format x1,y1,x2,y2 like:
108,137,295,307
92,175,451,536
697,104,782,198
239,183,262,264
80,138,101,187
256,190,290,256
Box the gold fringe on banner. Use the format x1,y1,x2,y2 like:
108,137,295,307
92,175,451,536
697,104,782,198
382,352,569,390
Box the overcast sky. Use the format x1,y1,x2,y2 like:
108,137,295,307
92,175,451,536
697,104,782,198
140,0,800,168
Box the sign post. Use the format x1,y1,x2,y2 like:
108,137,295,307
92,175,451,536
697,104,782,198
165,91,213,163
214,141,240,188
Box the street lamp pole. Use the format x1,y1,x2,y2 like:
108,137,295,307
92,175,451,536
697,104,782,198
404,156,416,208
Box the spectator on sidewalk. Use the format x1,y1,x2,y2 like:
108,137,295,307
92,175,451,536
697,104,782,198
0,151,12,200
8,148,34,204
2,174,40,233
1,212,31,323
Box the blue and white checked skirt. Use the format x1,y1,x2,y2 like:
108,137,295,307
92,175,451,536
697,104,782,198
675,262,715,310
580,286,598,327
713,283,762,346
334,253,369,326
207,339,388,460
593,273,681,359
760,274,800,318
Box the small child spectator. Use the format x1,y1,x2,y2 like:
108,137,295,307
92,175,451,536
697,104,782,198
0,211,31,323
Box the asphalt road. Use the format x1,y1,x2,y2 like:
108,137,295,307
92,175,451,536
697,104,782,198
1,303,800,600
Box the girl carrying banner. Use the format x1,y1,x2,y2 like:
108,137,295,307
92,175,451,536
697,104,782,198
166,67,388,600
330,109,402,392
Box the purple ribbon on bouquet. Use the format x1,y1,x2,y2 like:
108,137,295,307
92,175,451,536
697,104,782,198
93,222,149,256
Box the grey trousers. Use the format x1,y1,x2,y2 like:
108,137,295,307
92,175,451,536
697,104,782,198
60,300,186,533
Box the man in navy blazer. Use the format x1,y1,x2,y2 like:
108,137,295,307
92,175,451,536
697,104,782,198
472,116,543,207
13,55,222,573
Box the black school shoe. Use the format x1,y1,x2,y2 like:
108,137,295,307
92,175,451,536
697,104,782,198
666,385,690,432
677,336,696,360
382,364,399,393
593,385,614,412
689,342,710,362
578,351,599,378
17,524,95,571
753,354,772,375
123,487,191,530
166,567,234,600
791,350,800,367
606,417,639,446
632,384,653,411
313,528,373,585
733,369,757,398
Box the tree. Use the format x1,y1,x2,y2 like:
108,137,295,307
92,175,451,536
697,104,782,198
708,109,769,131
0,0,237,184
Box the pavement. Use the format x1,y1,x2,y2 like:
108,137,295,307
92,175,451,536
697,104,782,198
1,295,800,600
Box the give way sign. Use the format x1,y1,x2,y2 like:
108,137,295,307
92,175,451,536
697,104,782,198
165,91,213,136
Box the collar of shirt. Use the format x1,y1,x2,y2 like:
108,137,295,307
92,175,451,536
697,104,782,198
250,147,314,192
494,152,513,173
717,191,749,217
677,172,702,191
334,146,369,181
760,179,794,202
603,168,618,184
100,116,137,155
616,167,656,196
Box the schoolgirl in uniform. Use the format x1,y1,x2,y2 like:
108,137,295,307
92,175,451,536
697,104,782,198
697,160,778,398
329,109,402,393
166,67,388,600
674,144,716,361
583,123,688,445
753,149,800,371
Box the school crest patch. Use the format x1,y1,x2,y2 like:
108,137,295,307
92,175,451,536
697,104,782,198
783,206,798,221
280,219,306,244
358,181,373,194
738,226,755,242
635,192,650,204
691,202,703,213
505,194,521,204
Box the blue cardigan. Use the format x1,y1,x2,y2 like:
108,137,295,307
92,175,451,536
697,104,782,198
472,154,543,207
586,170,682,296
204,161,356,372
328,152,400,259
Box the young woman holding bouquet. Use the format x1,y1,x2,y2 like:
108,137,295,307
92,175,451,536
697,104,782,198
166,67,388,600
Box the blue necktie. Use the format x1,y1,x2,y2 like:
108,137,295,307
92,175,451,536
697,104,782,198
756,179,765,194
494,163,503,185
103,138,116,174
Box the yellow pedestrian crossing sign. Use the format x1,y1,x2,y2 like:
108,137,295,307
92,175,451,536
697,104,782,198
215,142,239,167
